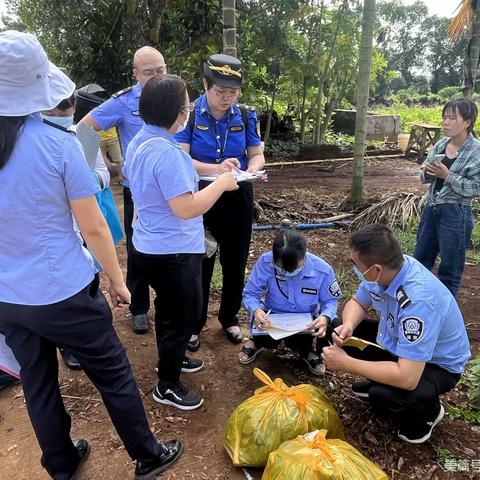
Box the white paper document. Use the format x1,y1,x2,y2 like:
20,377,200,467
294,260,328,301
251,312,313,339
199,170,266,183
0,334,20,378
75,122,101,170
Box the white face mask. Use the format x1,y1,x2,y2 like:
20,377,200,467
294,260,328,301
41,114,74,129
175,110,190,133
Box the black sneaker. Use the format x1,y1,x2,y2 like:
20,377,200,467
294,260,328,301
351,380,373,399
398,403,445,444
132,314,149,334
155,357,204,374
70,439,90,480
153,383,204,411
134,440,183,480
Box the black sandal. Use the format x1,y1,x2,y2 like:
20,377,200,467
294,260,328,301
238,346,264,365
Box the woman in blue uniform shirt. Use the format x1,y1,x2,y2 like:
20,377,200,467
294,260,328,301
123,75,238,411
0,31,182,480
176,54,265,350
239,229,342,375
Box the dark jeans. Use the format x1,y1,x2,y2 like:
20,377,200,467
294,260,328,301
134,251,203,387
124,187,150,315
326,318,461,429
413,203,474,297
252,334,313,358
195,181,254,334
0,278,161,480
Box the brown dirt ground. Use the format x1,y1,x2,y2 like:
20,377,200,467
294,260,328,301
1,156,480,479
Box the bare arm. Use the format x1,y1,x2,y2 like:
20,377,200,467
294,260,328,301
70,196,130,309
344,355,425,390
79,113,101,132
246,145,265,173
168,173,238,219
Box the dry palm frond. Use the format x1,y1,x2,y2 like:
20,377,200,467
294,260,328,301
350,193,423,231
449,0,474,40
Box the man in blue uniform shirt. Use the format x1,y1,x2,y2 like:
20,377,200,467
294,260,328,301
81,46,167,334
321,224,470,444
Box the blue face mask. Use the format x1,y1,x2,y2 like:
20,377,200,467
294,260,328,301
353,265,380,288
41,114,74,129
278,265,303,278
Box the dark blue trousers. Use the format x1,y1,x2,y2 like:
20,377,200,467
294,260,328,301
0,277,161,480
413,203,474,297
124,186,150,315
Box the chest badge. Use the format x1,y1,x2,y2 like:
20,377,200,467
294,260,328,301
229,125,244,132
196,124,209,131
302,287,317,295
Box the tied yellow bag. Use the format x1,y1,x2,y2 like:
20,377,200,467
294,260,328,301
262,430,388,480
224,368,343,467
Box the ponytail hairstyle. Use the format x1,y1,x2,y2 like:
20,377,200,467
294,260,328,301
442,98,478,137
0,116,26,170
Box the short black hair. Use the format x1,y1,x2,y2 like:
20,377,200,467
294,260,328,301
350,224,403,269
272,228,307,272
140,74,187,128
55,93,76,111
204,77,215,90
443,98,478,134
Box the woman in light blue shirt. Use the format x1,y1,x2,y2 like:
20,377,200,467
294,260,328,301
123,75,238,411
0,30,182,480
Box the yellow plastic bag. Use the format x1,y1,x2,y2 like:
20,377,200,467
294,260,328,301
224,368,343,467
262,430,388,480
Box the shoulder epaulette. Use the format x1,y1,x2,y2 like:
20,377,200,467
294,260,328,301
42,119,75,134
112,86,134,98
396,286,412,309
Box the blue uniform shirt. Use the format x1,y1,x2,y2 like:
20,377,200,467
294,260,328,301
354,255,470,373
243,251,341,320
174,94,262,171
0,114,99,305
123,124,204,255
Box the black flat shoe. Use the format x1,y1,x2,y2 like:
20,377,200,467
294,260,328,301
70,439,90,480
135,440,183,480
187,338,200,352
60,349,82,370
225,328,243,344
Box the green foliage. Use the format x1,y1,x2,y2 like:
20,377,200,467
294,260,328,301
335,267,358,301
323,131,385,150
437,86,462,99
374,104,443,132
211,263,223,291
392,218,419,255
434,446,458,466
448,355,480,425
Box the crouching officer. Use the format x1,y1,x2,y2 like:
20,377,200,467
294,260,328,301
321,224,470,444
176,54,265,350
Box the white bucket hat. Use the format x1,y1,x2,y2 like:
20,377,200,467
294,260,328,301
0,30,76,116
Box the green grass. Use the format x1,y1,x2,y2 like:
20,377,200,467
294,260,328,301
374,104,443,132
211,262,223,290
392,219,419,256
335,267,358,301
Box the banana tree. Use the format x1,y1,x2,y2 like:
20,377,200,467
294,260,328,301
449,0,480,97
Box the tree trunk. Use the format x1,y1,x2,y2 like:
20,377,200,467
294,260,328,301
463,4,480,97
313,0,347,144
350,0,376,208
299,76,309,142
318,97,338,144
263,77,278,146
223,0,237,57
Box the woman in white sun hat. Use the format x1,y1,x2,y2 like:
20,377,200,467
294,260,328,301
0,30,182,480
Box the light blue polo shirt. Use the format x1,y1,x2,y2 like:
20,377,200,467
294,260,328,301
243,251,341,320
354,255,470,373
90,83,143,158
123,124,204,255
0,114,99,305
174,94,262,171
